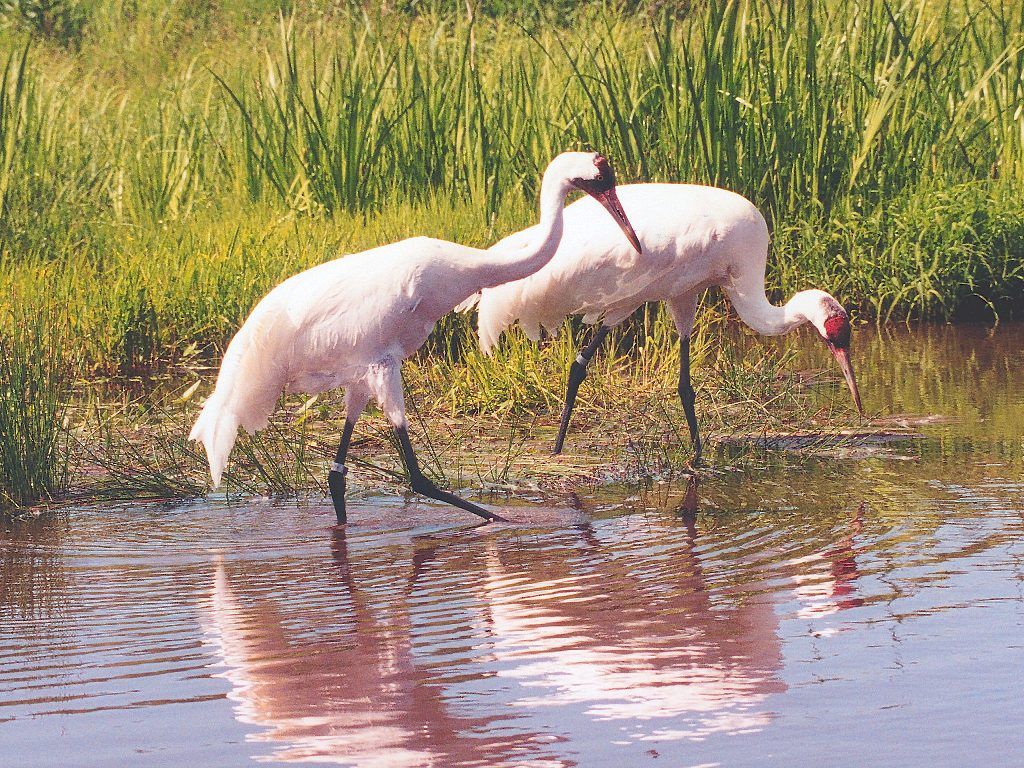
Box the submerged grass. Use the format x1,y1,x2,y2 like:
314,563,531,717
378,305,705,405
52,312,860,509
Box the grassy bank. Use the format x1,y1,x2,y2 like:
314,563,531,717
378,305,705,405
1,0,1022,510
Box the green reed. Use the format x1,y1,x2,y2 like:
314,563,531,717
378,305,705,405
0,1,1020,377
0,303,72,509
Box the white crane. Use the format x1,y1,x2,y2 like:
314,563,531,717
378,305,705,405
189,152,641,524
467,183,863,459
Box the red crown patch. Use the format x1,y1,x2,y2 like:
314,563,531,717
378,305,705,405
823,314,851,348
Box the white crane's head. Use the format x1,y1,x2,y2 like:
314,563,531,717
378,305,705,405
796,290,863,416
554,152,642,254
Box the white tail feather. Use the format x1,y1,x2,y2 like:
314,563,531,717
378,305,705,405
188,308,288,488
189,394,239,488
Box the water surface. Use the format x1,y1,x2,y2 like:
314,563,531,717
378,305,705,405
2,324,1023,767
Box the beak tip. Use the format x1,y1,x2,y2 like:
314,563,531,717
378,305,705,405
832,345,863,418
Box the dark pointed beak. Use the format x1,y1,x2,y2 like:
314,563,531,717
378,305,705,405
829,344,864,416
596,188,642,254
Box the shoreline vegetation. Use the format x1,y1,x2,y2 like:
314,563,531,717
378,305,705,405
2,0,1023,514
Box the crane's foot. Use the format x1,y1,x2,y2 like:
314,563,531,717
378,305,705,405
328,463,347,525
409,474,507,523
680,474,699,515
687,424,702,469
676,475,700,537
394,424,506,523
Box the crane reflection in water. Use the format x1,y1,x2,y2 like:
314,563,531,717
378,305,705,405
200,483,864,766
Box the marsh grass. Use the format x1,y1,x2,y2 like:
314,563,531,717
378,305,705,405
2,1,1023,381
0,302,72,509
54,312,859,508
1,0,1021,507
0,0,1019,374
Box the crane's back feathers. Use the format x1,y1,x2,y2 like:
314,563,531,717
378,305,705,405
475,183,768,351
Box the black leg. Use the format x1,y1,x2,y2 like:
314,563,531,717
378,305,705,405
394,426,506,523
553,325,610,455
678,335,702,465
328,418,356,524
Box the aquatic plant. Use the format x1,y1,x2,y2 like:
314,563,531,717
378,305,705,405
1,0,1022,383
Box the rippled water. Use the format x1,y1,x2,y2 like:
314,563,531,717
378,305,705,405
2,325,1023,767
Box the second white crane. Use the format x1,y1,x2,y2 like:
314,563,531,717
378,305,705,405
468,183,864,459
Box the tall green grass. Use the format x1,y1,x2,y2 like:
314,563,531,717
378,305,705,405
0,0,1023,506
1,1,1021,378
0,302,72,509
202,1,1024,222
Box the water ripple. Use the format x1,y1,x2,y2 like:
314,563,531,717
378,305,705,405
1,468,1023,766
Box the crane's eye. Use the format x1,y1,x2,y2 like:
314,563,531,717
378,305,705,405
595,173,603,181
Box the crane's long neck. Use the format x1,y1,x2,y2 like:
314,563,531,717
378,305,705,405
726,277,815,337
472,168,570,288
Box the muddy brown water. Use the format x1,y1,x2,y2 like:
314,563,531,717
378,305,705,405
2,324,1023,767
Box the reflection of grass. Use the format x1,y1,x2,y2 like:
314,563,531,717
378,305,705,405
0,518,71,621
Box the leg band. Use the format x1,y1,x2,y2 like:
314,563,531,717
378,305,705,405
330,462,348,476
575,354,588,366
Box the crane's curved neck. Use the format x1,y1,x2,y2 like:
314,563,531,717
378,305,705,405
473,167,570,287
728,280,815,337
